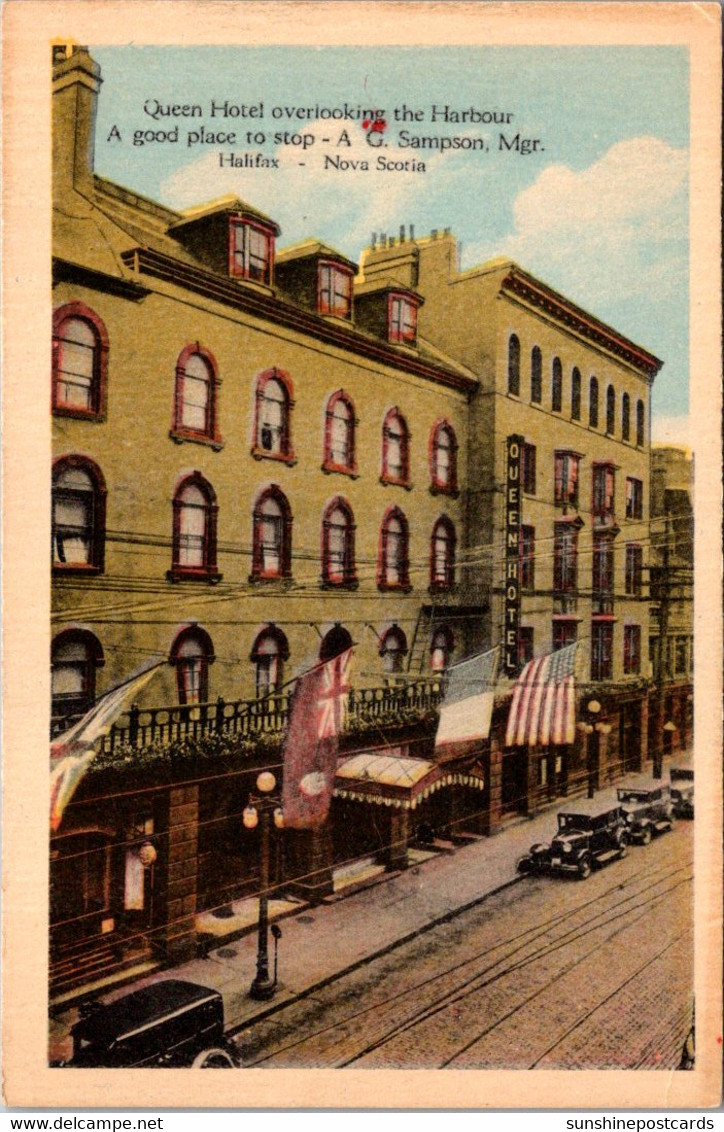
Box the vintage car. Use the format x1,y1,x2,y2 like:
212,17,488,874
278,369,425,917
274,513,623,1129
67,979,240,1068
517,805,629,880
616,784,674,843
670,767,694,818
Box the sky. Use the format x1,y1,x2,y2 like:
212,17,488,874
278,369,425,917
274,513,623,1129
92,46,690,441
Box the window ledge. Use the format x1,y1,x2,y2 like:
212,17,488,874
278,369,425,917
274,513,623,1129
170,429,224,451
251,447,297,465
166,568,223,584
247,573,293,586
52,563,102,576
320,578,360,591
52,405,105,423
380,475,413,491
429,483,459,498
377,582,413,593
322,462,359,479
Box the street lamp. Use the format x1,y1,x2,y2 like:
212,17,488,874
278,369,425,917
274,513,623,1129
243,770,284,1000
654,719,678,780
585,699,602,799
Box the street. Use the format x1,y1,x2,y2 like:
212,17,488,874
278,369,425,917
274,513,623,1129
233,821,693,1070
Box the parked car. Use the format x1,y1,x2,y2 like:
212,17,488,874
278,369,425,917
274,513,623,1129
67,979,240,1067
517,805,629,880
617,784,674,843
670,767,694,819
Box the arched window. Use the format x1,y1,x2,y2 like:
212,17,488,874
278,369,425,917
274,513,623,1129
589,376,599,428
323,390,356,473
606,384,616,435
52,303,108,418
430,420,458,492
378,507,410,590
636,399,645,446
51,629,104,719
621,392,631,441
507,335,520,396
169,473,220,582
251,625,289,696
531,346,543,404
319,624,353,662
173,345,220,442
251,486,292,579
430,626,454,672
170,625,214,705
52,456,107,572
430,516,456,590
322,498,356,586
571,367,582,420
551,357,563,413
379,625,408,674
254,369,294,460
381,408,410,485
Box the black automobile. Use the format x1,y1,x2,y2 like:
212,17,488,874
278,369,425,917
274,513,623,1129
670,767,694,819
617,784,674,843
66,979,240,1067
517,805,629,880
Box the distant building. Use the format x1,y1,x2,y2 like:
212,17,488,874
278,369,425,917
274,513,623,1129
649,445,694,760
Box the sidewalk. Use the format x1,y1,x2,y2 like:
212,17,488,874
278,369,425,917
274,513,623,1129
48,765,682,1062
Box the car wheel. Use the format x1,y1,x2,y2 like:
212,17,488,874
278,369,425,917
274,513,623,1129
618,838,629,859
516,856,534,874
191,1047,237,1068
640,826,652,845
577,856,592,879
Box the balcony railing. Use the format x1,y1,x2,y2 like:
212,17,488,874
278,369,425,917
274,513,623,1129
50,677,445,755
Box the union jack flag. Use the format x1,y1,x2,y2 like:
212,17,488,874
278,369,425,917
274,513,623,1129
505,643,578,748
317,647,352,739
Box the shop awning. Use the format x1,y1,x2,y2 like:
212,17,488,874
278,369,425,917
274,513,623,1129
334,747,485,809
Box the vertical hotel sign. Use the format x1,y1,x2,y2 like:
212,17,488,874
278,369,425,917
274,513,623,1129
504,435,523,675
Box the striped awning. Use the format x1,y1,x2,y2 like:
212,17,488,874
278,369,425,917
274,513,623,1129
334,747,485,810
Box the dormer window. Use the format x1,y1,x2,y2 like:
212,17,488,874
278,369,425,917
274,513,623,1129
388,294,418,346
229,217,274,284
318,262,352,318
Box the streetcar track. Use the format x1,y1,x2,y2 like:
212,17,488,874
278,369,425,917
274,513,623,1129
245,858,692,1068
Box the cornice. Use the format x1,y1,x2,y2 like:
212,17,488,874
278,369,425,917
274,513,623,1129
502,270,662,381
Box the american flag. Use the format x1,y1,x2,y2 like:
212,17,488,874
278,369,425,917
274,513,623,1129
504,643,578,748
50,662,163,832
317,647,352,739
282,648,353,829
435,648,499,751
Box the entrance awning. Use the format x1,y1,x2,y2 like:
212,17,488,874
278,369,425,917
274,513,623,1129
334,747,485,810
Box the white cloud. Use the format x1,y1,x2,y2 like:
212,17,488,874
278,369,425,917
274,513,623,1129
466,137,688,306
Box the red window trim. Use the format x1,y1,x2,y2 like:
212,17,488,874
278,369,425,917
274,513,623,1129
321,496,358,588
52,302,109,421
553,522,579,595
518,524,535,592
170,343,223,447
251,367,296,463
250,484,293,582
387,293,419,347
250,623,290,662
377,504,411,591
228,216,276,286
322,389,358,475
52,454,107,575
429,419,459,495
169,623,215,705
317,260,354,319
378,624,409,669
430,515,457,592
167,471,222,584
381,407,411,487
51,627,105,718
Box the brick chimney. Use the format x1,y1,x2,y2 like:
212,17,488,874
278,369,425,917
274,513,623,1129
52,44,102,198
